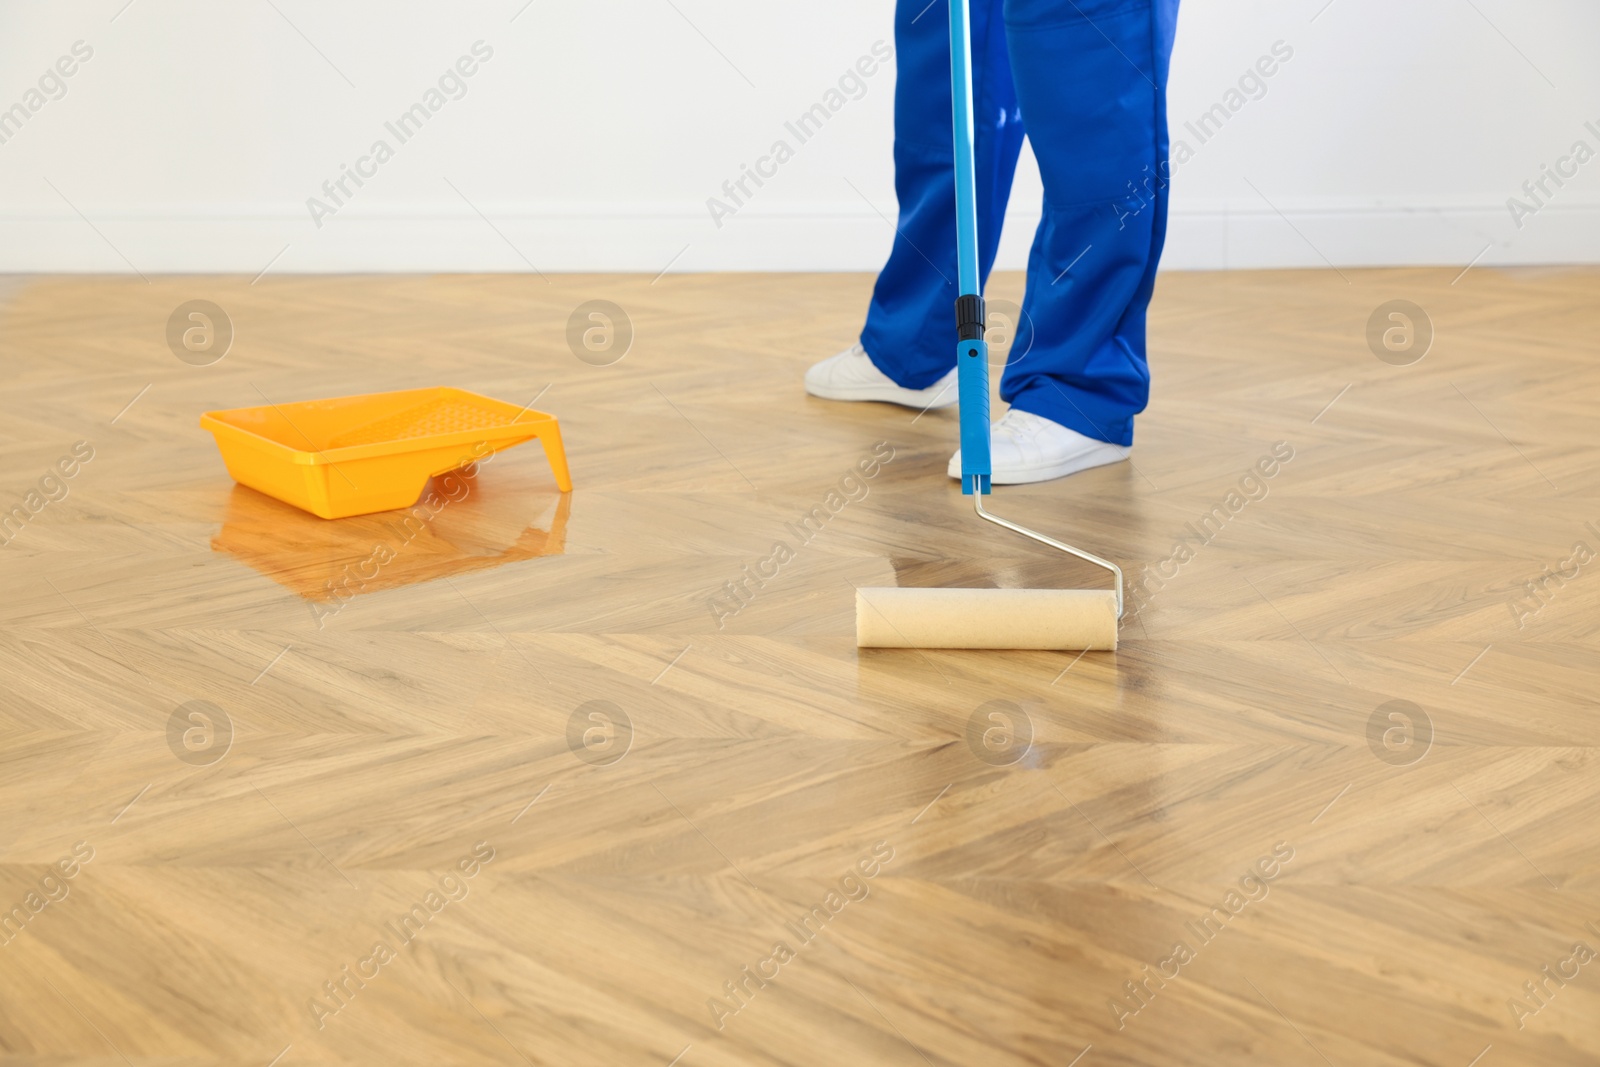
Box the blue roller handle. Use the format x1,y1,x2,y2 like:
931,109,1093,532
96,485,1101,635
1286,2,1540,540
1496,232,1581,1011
949,0,990,495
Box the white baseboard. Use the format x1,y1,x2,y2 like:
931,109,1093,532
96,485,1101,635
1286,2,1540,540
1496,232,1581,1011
1,201,1595,275
1158,203,1600,271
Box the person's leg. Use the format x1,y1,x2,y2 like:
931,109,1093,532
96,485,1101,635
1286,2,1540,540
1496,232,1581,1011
998,0,1180,446
857,0,1027,389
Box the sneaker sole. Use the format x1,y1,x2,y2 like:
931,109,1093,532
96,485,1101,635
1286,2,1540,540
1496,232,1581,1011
805,379,958,410
947,447,1131,484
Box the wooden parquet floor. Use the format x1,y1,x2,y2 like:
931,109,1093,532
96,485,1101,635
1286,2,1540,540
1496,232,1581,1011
0,267,1596,1066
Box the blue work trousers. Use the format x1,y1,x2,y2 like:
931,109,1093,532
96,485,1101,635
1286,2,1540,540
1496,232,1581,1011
860,0,1180,445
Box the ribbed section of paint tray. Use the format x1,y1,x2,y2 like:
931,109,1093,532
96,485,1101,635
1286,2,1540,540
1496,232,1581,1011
328,395,514,448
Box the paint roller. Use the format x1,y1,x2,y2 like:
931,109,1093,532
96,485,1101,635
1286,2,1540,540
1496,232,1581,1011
854,0,1123,653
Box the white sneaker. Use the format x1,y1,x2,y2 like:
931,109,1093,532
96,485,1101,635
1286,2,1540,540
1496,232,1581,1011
805,343,958,410
948,408,1130,485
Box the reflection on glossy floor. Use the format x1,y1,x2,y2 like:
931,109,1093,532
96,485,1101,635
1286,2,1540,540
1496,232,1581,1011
213,477,570,607
1,269,1597,1066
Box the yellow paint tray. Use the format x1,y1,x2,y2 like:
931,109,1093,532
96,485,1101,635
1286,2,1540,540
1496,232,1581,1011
201,386,570,519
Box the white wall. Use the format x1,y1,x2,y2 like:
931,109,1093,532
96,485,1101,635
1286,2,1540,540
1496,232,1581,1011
0,0,1596,274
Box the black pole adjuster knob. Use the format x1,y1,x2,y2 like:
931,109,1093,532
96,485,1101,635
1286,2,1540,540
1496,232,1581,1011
956,294,986,343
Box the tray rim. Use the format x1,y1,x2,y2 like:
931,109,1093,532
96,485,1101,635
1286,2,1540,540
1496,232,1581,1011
199,386,557,467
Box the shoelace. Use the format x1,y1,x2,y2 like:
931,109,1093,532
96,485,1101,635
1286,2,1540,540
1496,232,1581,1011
998,410,1045,440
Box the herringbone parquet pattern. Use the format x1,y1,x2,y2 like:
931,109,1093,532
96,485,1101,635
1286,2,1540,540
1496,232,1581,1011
0,268,1595,1066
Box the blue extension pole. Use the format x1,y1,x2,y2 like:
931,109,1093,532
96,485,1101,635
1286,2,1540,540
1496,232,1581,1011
948,0,991,496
